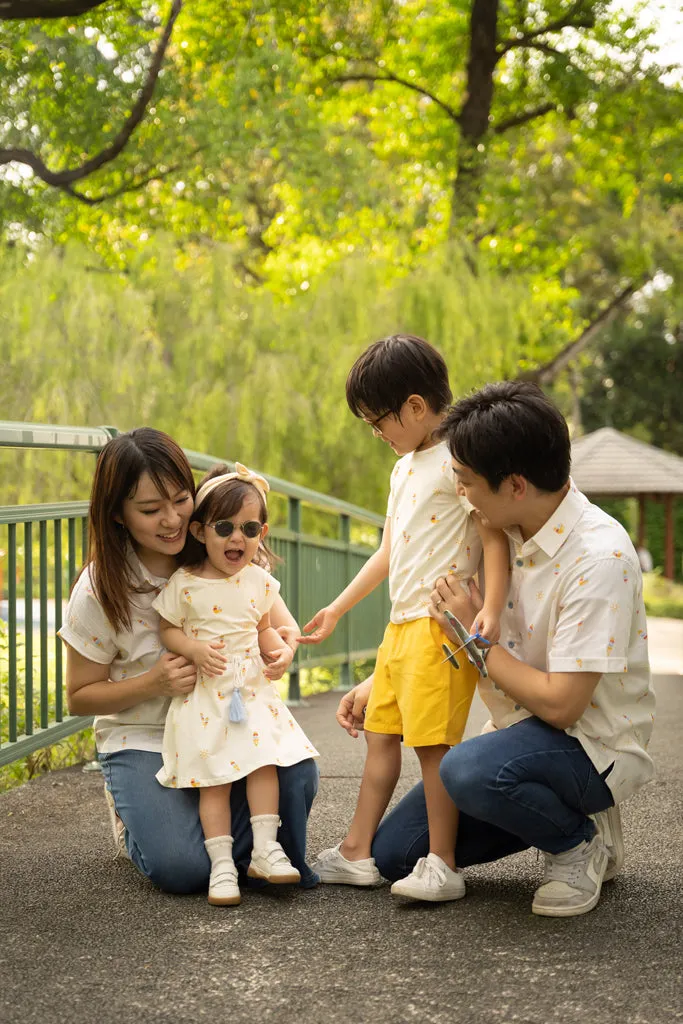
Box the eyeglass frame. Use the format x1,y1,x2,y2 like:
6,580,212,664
204,519,264,539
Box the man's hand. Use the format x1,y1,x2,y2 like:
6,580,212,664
191,640,227,678
429,575,483,634
299,605,340,645
336,676,373,738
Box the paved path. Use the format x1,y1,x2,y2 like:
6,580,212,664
2,668,682,1023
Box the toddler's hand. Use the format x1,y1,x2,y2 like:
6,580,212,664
299,605,340,645
473,606,501,645
262,644,294,681
192,640,227,678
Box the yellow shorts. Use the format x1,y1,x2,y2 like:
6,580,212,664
364,617,478,748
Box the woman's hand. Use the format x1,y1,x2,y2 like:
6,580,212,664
299,605,340,645
275,625,300,653
153,653,197,697
336,676,373,738
429,575,483,635
190,640,227,679
262,643,294,681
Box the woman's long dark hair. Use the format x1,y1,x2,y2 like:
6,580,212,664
86,428,195,631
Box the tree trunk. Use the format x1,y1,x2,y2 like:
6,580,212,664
449,0,500,237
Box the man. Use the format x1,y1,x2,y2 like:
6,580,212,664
337,381,655,917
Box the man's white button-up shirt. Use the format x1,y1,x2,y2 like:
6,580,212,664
481,481,655,803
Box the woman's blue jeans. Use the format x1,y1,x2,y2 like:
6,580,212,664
372,716,614,882
99,749,320,893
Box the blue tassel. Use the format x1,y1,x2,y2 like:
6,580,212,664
229,687,248,724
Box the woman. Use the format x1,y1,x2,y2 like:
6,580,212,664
60,428,319,893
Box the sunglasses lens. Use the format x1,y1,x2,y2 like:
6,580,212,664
242,521,263,539
214,521,234,538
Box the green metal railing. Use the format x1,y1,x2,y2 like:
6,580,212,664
0,421,389,768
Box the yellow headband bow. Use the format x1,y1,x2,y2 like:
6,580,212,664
194,462,270,510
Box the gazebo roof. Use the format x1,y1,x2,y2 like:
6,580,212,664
571,427,683,495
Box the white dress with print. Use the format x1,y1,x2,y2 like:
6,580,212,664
152,564,318,788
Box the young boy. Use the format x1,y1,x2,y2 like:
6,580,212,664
300,334,510,901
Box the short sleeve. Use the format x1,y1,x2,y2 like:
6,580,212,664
151,571,187,627
262,571,281,615
58,567,118,665
548,557,636,673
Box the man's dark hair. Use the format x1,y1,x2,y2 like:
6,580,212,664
346,334,452,419
437,381,571,492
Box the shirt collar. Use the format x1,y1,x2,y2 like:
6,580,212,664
505,479,587,558
125,543,170,588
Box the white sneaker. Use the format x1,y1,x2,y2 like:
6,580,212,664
248,841,301,884
532,835,609,917
208,861,241,906
592,805,624,881
311,844,381,886
103,785,129,861
390,853,466,902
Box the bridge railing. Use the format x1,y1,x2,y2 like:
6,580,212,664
0,422,389,768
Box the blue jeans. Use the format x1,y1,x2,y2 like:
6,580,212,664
99,749,320,893
372,717,614,881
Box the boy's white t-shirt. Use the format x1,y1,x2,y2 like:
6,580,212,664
387,441,481,624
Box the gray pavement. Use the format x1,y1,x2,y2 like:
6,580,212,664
2,675,683,1024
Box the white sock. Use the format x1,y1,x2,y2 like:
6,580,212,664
250,814,280,854
204,834,236,872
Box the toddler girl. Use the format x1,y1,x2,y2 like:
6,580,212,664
153,462,319,906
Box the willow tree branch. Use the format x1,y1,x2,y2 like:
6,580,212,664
0,0,182,189
332,71,460,124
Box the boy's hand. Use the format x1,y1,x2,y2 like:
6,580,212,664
299,605,340,645
262,643,294,681
473,605,501,644
192,640,227,678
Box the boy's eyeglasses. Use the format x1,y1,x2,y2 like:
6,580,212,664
364,411,392,432
206,520,264,539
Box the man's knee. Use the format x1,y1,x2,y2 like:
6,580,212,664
439,740,490,813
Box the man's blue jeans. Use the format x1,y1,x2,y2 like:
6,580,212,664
99,749,320,893
372,717,614,882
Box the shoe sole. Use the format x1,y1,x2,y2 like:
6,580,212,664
390,887,466,902
532,888,602,917
247,866,301,885
315,871,381,886
208,894,241,906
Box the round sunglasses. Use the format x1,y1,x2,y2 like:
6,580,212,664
205,519,264,539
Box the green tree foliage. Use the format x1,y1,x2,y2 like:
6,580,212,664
580,293,683,455
1,1,680,302
0,241,578,510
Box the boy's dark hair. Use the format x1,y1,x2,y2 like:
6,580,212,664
437,381,571,492
180,463,281,570
346,334,452,419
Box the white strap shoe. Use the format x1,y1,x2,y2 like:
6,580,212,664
248,841,301,884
